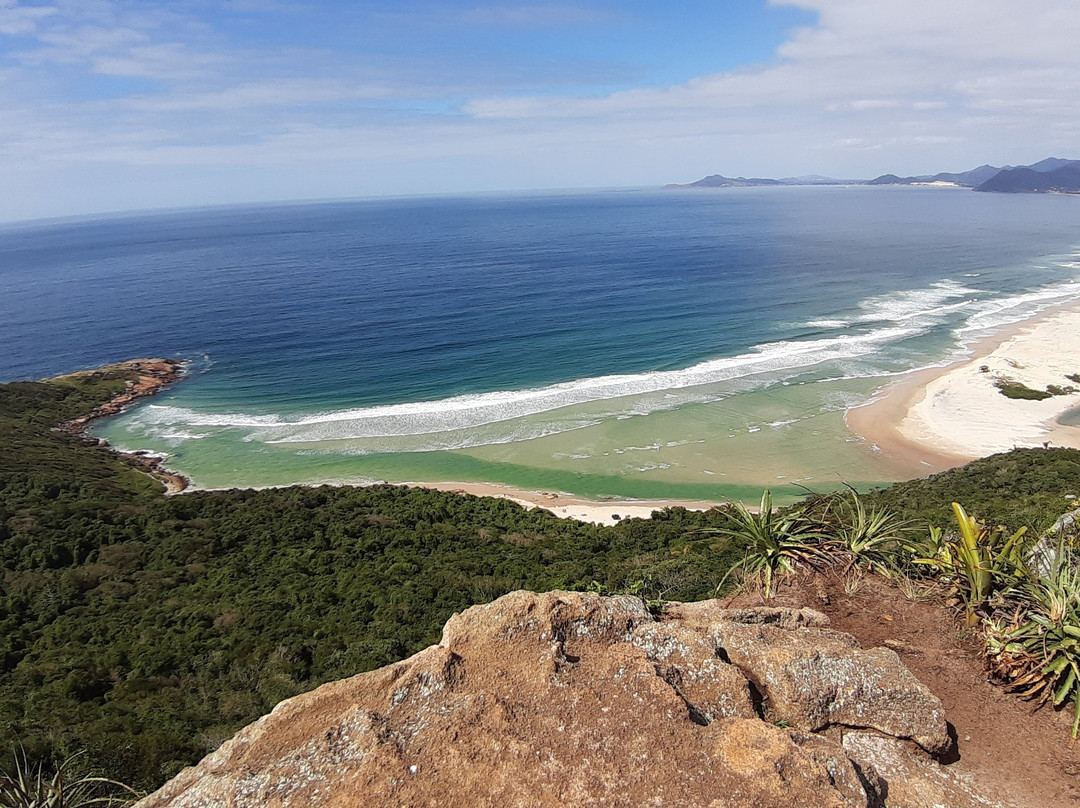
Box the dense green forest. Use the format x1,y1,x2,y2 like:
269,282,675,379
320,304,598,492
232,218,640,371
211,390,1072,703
0,370,748,790
2,367,1078,792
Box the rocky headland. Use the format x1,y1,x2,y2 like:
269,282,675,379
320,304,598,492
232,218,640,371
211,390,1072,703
136,590,1007,807
51,358,189,493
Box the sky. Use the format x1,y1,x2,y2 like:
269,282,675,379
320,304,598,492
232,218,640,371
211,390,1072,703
1,0,1078,221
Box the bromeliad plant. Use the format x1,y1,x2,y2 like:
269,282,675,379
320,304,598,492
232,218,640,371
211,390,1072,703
0,751,139,808
913,502,1029,624
829,488,913,576
985,549,1080,738
707,490,834,598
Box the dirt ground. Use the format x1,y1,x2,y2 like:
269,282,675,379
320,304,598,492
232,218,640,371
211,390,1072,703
725,571,1080,808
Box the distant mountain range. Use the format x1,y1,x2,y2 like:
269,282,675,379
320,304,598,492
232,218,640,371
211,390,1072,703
666,158,1080,194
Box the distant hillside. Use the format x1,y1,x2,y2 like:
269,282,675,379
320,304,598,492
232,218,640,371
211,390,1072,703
866,157,1080,193
664,173,857,189
866,164,1003,187
664,174,782,189
974,162,1080,193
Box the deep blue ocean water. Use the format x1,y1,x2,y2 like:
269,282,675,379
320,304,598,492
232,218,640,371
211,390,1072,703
3,186,1079,496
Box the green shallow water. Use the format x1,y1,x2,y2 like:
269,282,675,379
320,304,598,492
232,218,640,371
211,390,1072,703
99,375,898,505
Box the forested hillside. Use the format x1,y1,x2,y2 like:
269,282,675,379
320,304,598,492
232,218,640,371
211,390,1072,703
0,370,744,789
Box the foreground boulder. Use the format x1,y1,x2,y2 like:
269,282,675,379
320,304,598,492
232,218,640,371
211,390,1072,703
138,591,1004,807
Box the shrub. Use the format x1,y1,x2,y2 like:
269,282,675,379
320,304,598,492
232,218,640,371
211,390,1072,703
985,548,1080,738
828,489,913,575
994,379,1052,400
0,751,139,808
1046,384,1077,396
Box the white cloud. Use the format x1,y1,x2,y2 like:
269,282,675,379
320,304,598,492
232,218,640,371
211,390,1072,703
0,0,58,36
119,79,397,112
450,0,1080,176
773,0,1079,65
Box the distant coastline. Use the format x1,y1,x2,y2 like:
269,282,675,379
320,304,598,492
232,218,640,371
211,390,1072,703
666,156,1080,194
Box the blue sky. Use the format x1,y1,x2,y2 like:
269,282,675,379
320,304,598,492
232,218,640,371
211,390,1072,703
1,0,1078,221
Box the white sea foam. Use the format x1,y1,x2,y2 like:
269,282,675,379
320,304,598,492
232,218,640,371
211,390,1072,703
158,431,211,441
955,280,1080,340
856,279,973,324
766,418,801,428
800,279,973,333
131,320,926,445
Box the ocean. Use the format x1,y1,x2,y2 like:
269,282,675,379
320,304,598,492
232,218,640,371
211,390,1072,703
3,186,1079,500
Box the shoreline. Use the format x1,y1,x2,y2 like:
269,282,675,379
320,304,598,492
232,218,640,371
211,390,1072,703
58,295,1080,522
374,299,1080,516
847,301,1080,476
50,357,725,523
188,478,724,526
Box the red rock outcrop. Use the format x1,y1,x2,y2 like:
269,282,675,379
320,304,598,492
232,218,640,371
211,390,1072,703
50,358,189,492
136,591,1007,807
52,358,185,435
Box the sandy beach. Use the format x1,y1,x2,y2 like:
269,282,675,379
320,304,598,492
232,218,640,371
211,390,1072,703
405,480,721,526
193,479,723,526
848,303,1080,476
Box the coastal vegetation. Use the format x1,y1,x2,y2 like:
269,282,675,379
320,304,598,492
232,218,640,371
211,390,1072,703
2,366,1080,794
714,480,1080,738
995,379,1054,400
994,377,1077,401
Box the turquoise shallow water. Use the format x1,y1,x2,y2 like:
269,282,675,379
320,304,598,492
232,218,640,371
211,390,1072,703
3,186,1079,500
